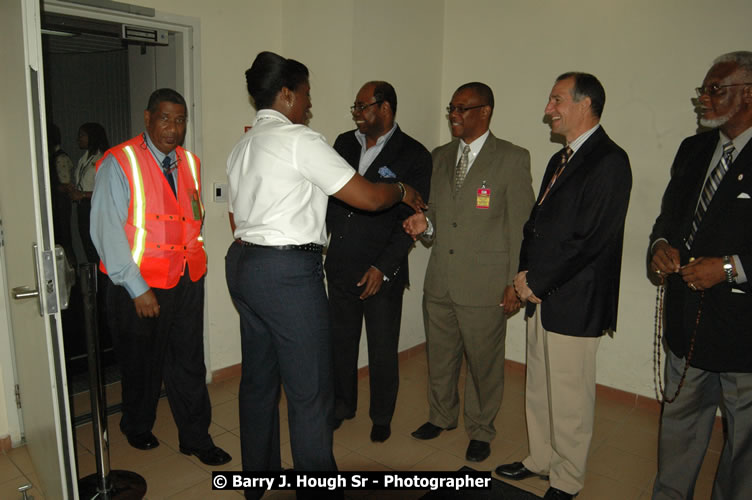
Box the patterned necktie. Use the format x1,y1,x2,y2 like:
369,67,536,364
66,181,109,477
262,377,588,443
162,155,177,197
454,145,471,193
538,146,572,205
686,141,735,250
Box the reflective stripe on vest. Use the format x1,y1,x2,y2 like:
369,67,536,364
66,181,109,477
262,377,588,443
183,150,205,233
122,145,147,266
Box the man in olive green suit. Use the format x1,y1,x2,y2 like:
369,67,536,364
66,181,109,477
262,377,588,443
404,82,534,462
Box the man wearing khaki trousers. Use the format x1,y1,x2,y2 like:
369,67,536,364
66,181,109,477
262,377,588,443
496,72,631,500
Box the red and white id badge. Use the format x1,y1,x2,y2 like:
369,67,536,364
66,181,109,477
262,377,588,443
476,186,491,209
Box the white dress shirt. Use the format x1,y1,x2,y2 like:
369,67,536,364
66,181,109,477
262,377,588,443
227,109,356,246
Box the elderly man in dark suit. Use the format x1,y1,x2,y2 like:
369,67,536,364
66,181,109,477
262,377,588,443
404,82,534,463
326,81,431,443
649,51,752,500
496,73,631,500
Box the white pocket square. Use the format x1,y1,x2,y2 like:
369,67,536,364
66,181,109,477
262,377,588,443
732,288,745,294
737,192,751,199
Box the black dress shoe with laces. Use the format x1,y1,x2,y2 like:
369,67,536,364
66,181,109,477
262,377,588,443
370,424,391,442
411,421,457,440
126,432,159,450
495,461,549,480
180,444,232,466
543,486,576,499
465,440,490,462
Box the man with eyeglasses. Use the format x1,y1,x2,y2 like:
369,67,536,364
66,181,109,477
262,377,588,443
403,82,534,462
649,51,752,499
497,73,631,500
325,81,431,442
90,88,231,466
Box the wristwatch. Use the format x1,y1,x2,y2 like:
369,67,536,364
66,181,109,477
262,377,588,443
723,255,735,284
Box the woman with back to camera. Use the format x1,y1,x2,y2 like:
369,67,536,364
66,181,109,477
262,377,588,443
225,51,425,498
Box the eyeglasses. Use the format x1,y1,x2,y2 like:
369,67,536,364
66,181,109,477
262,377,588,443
350,101,383,113
695,83,752,97
446,104,487,114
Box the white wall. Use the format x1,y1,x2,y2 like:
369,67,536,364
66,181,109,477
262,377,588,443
3,1,748,440
131,0,752,400
439,0,752,396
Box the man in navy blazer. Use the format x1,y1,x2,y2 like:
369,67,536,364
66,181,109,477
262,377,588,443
497,73,631,500
326,81,431,442
650,51,752,500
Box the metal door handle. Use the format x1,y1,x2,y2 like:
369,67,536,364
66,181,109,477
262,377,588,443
11,286,39,300
9,243,64,315
10,243,43,316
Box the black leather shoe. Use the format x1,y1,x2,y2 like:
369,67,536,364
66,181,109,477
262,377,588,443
411,421,457,440
370,424,391,442
180,445,232,466
333,413,355,430
495,461,549,480
465,440,490,462
126,432,159,450
543,487,576,499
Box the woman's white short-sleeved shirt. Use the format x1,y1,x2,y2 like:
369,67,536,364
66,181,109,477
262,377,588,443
227,109,355,245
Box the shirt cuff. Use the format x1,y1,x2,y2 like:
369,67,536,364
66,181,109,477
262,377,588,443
651,238,668,254
733,255,747,284
123,275,150,299
422,216,435,240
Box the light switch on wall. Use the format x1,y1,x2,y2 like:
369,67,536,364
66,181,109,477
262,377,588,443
213,183,227,202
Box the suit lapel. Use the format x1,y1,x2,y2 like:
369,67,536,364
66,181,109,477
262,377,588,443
701,133,752,225
338,132,362,173
547,126,606,198
441,139,460,192
363,126,404,182
463,133,497,190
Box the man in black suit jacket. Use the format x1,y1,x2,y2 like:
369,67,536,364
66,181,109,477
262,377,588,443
650,51,752,500
326,81,431,442
497,73,631,500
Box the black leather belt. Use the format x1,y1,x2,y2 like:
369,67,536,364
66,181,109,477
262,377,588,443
236,240,323,253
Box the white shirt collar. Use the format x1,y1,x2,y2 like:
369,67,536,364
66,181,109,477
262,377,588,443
568,123,601,157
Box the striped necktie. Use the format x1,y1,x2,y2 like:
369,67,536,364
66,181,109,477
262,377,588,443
454,145,471,193
686,141,735,249
162,155,177,197
538,146,572,205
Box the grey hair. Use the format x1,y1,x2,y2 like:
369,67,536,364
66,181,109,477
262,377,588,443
713,51,752,79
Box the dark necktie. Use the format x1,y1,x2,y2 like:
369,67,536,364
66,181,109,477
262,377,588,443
538,146,572,205
685,141,735,250
162,155,177,197
454,145,471,193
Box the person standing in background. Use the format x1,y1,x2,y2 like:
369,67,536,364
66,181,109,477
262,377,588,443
404,82,534,463
649,51,752,500
91,88,231,467
497,72,631,500
326,80,432,443
225,51,425,499
72,122,108,265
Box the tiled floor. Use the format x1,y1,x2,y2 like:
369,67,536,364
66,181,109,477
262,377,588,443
1,349,724,499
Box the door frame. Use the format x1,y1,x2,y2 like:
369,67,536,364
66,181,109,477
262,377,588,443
0,0,205,494
39,0,209,380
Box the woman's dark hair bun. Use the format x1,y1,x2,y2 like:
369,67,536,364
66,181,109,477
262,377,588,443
245,51,309,110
